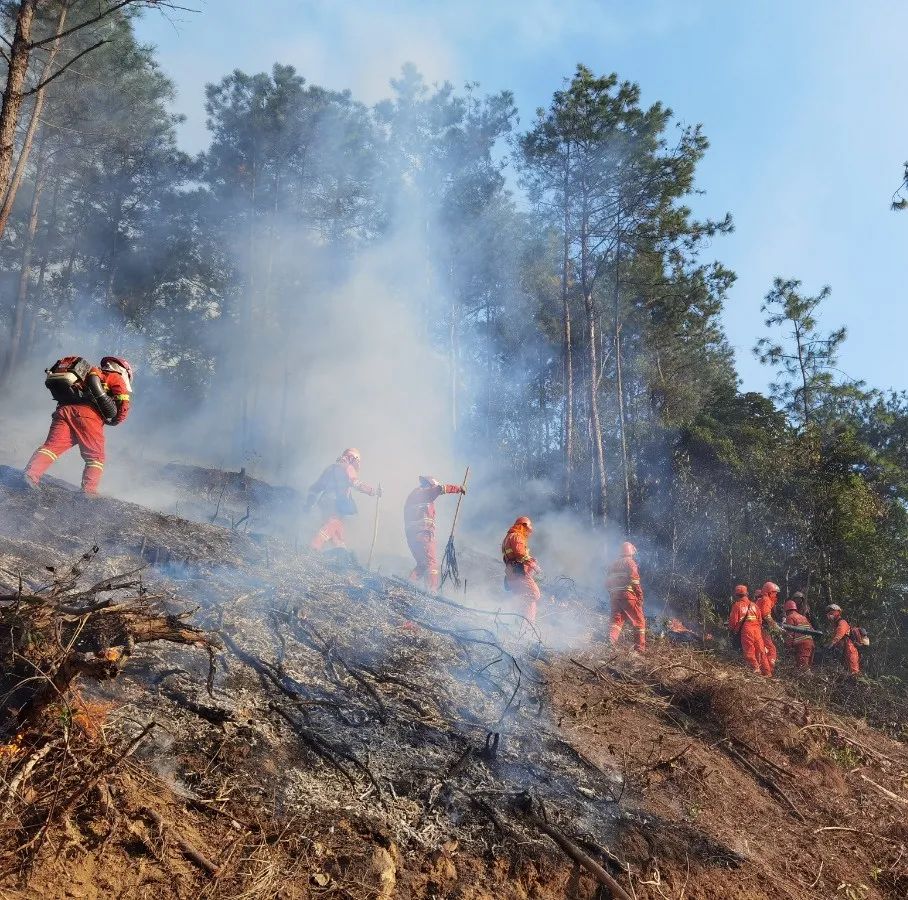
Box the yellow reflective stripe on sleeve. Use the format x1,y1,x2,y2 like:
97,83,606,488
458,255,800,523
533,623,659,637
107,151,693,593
37,448,58,461
84,461,105,470
114,394,130,401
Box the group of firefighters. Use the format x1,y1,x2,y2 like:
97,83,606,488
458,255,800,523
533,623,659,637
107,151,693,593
20,357,864,679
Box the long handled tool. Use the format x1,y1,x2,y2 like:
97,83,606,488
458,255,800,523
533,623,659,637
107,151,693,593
440,466,470,591
367,484,381,570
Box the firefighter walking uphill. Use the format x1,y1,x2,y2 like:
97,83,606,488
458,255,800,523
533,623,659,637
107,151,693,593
606,541,646,652
24,355,133,496
306,448,381,555
501,516,541,623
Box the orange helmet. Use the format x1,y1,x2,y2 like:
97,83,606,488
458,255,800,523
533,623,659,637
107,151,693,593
762,581,780,595
784,600,798,612
733,584,749,598
340,448,361,469
620,541,637,557
514,516,533,533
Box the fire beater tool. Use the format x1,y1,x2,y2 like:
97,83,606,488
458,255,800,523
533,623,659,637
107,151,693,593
440,466,470,590
367,483,381,571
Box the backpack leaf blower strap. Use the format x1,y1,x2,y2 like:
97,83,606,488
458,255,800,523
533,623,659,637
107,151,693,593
44,356,117,421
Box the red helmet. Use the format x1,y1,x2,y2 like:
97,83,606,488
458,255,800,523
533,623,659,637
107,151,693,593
100,356,133,381
514,516,533,533
762,581,780,596
340,448,361,469
784,600,798,612
733,584,749,598
620,541,637,558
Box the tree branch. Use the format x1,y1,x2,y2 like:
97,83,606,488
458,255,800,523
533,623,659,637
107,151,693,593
23,40,108,97
28,1,186,49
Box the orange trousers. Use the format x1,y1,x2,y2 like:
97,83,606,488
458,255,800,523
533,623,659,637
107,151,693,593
609,592,646,652
407,530,439,591
790,641,814,672
762,632,778,675
842,641,860,675
311,514,346,550
505,566,540,623
25,404,106,494
739,624,770,675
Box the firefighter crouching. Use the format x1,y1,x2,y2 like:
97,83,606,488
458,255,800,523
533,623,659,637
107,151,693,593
501,516,541,623
783,598,815,672
404,475,465,592
306,448,380,556
607,541,646,652
24,355,133,496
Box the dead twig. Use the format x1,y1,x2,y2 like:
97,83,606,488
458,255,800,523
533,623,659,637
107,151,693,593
140,805,221,877
517,800,633,900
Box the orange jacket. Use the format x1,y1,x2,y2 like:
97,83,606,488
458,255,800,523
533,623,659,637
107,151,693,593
728,599,762,632
404,483,460,537
308,461,376,514
828,618,851,648
783,611,815,647
606,556,643,603
502,527,536,572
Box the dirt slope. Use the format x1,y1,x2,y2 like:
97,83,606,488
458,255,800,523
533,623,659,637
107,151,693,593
0,465,906,899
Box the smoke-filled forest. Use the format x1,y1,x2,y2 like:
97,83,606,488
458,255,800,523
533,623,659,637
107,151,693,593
4,4,908,899
0,0,907,673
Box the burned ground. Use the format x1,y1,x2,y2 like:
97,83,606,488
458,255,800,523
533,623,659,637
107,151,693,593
0,465,906,899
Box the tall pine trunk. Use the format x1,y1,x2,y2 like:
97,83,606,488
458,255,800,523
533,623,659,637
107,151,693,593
0,2,68,237
0,1,38,233
580,188,607,525
614,229,631,535
560,146,574,503
2,133,46,382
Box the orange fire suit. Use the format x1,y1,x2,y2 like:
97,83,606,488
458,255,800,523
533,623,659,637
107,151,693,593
828,618,860,675
606,556,645,651
404,482,461,591
728,599,770,675
25,370,131,494
783,611,815,672
757,592,780,675
501,527,540,623
308,461,377,551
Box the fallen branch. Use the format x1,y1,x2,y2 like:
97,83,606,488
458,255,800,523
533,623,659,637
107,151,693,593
797,723,898,766
141,805,221,877
518,804,633,900
721,741,805,822
813,825,905,845
859,773,908,807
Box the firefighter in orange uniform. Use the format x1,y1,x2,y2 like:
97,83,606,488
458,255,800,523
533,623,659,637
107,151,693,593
783,599,815,672
825,604,860,676
24,356,133,496
728,585,770,675
306,448,380,552
758,581,783,675
501,516,541,623
404,476,465,591
607,541,646,652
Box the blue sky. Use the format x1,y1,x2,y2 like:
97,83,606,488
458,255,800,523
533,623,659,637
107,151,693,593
135,0,908,394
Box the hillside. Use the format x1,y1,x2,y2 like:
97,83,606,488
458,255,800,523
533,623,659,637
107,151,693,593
0,466,906,900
